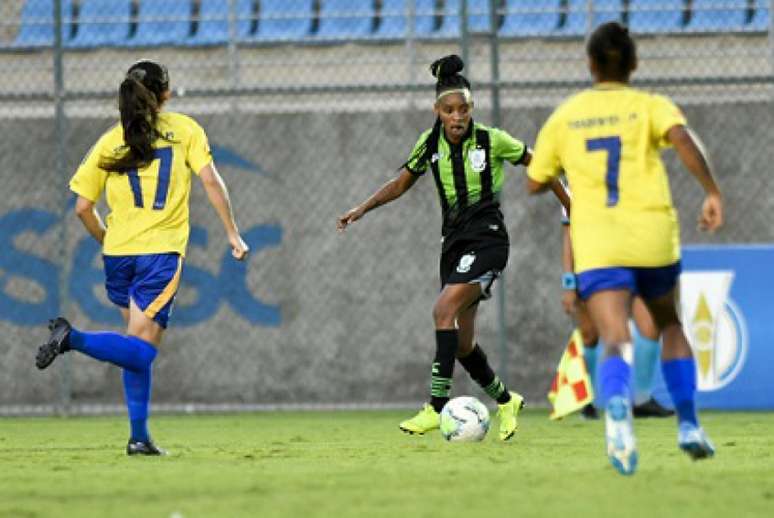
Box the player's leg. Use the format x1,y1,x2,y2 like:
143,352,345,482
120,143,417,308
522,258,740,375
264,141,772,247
457,301,523,440
583,280,638,476
631,297,674,418
400,282,482,435
575,300,600,419
641,288,714,460
36,256,158,372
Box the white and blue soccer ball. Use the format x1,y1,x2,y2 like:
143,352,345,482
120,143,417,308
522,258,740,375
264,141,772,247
440,396,490,442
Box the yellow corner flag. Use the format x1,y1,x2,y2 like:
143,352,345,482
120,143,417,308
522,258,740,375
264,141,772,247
548,329,594,420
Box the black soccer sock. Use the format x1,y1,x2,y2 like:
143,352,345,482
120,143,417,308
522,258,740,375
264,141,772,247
430,330,459,413
459,344,511,404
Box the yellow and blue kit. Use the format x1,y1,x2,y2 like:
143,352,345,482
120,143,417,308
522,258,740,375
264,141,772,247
70,112,212,326
528,83,687,299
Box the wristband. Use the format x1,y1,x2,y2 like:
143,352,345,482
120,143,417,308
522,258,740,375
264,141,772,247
562,272,577,291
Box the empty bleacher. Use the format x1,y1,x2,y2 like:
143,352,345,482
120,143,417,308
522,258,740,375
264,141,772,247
9,0,771,50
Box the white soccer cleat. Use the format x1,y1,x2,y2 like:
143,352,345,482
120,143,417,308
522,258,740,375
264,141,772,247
605,396,638,476
678,422,716,460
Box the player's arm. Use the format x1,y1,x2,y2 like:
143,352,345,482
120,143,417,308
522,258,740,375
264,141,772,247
666,125,723,232
337,168,418,231
74,196,106,244
198,162,249,260
560,224,577,317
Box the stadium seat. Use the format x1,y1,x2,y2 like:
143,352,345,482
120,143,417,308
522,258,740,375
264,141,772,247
750,0,770,31
628,0,686,34
499,0,562,37
248,0,313,42
66,0,132,48
563,0,624,36
316,0,375,40
14,0,74,48
374,0,407,38
187,0,255,45
126,1,193,47
432,0,501,37
685,0,749,32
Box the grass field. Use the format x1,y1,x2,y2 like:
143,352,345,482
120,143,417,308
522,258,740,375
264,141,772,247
1,409,772,518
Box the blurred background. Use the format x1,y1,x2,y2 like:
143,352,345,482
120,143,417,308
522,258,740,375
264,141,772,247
0,0,772,415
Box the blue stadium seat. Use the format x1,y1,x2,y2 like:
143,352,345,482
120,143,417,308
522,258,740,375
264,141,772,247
248,0,313,42
67,0,132,48
374,0,407,38
500,0,561,37
414,0,441,35
316,0,374,40
563,0,624,36
14,0,73,48
628,0,685,34
126,1,192,47
438,0,502,36
750,0,770,31
187,0,255,45
686,0,748,32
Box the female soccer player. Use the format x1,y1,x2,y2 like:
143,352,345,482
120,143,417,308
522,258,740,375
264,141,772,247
338,55,567,440
527,23,723,475
561,214,673,420
35,60,249,455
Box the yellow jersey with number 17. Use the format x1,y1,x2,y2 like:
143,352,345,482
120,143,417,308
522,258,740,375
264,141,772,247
70,112,212,257
528,83,687,273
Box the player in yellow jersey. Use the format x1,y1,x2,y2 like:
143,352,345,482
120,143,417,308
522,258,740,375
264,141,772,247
35,60,249,455
527,23,723,475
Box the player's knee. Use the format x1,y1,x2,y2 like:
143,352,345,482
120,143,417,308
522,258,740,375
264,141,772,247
432,301,458,328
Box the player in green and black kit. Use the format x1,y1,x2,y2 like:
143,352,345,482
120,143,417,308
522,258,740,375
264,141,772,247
338,55,567,440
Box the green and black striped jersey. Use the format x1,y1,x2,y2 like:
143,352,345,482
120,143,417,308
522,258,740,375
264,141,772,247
405,121,527,242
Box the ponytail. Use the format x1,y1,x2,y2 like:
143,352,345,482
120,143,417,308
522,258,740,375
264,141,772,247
100,60,171,173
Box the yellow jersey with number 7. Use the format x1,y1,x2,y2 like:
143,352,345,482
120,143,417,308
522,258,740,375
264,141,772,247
70,112,213,257
528,83,687,273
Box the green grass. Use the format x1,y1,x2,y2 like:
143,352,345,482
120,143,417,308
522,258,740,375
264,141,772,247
1,410,772,518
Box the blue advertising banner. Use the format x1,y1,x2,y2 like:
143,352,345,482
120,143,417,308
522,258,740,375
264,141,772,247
652,244,774,410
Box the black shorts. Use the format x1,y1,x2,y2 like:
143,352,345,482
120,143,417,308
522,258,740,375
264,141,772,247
440,243,509,300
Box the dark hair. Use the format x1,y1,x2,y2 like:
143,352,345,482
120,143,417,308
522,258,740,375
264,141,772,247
401,55,471,172
586,22,637,82
99,60,171,173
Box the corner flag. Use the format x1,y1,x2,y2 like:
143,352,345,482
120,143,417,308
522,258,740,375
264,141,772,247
548,329,594,420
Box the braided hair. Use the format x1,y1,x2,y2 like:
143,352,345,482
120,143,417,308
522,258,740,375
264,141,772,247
99,60,172,173
401,55,472,172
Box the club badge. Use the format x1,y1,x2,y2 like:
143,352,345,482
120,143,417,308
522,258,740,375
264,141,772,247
469,147,486,173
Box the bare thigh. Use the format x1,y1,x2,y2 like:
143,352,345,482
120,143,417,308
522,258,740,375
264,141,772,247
585,289,633,355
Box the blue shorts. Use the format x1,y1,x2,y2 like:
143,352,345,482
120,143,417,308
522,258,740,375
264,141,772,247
103,253,183,329
577,262,681,301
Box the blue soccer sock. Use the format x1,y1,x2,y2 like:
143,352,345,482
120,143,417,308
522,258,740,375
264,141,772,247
600,353,632,406
633,327,661,405
662,358,699,427
69,328,157,372
582,341,599,394
124,366,153,443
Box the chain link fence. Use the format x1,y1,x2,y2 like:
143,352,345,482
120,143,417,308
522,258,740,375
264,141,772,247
0,0,772,414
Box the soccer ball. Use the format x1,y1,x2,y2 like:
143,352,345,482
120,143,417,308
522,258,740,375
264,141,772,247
439,396,490,442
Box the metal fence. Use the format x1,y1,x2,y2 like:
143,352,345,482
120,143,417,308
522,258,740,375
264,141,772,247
1,0,773,415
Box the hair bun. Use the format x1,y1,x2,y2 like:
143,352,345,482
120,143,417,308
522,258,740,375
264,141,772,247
430,55,464,80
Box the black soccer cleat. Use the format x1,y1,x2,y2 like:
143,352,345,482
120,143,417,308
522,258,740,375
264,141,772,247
580,403,599,420
127,439,167,456
633,397,675,418
35,317,72,370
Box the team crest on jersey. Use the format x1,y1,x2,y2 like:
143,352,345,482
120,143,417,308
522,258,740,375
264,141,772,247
456,253,476,273
431,152,442,163
469,147,486,172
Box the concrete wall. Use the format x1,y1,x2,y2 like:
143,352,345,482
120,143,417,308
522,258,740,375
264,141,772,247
1,99,772,409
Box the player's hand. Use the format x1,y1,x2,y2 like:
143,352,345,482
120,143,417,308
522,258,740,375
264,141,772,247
229,233,249,261
561,290,578,317
337,206,365,232
698,192,723,232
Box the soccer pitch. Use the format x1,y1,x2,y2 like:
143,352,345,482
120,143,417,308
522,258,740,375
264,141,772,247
1,410,771,518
